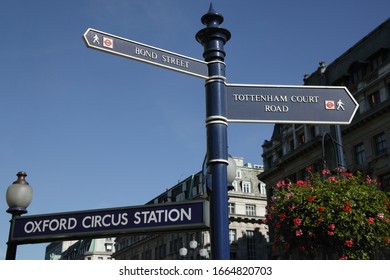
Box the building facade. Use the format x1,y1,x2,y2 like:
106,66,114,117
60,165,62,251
45,238,115,260
259,19,390,258
45,240,78,260
259,18,390,191
113,157,269,260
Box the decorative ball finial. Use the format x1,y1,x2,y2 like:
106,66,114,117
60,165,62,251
14,171,29,185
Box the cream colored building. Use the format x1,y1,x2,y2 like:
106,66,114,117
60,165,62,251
46,238,115,260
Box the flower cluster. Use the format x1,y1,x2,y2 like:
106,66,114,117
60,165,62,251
265,168,390,259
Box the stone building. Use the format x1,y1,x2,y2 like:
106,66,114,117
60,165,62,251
259,18,390,192
259,18,390,259
57,238,115,260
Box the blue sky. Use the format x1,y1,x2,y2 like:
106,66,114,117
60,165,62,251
0,0,389,260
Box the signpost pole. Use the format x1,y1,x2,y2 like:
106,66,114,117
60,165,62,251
196,5,231,260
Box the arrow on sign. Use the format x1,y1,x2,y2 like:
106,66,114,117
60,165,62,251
83,28,208,79
225,83,359,124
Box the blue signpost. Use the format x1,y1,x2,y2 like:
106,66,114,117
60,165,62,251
196,5,231,260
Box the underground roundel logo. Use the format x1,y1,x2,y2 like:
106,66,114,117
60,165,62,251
103,37,113,48
325,100,336,110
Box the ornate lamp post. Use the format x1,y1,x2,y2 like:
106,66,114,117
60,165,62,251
5,171,33,260
179,235,209,259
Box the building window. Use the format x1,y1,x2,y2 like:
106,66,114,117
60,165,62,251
246,230,256,260
374,132,387,155
175,192,185,202
228,203,235,214
299,133,305,144
242,181,251,193
236,169,242,179
309,126,316,139
232,181,238,191
354,143,366,165
368,91,380,108
246,204,256,216
229,229,237,244
380,173,390,192
289,139,294,152
105,243,113,252
266,156,273,168
259,183,266,195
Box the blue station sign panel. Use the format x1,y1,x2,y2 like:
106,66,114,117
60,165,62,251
83,28,209,79
11,200,209,244
225,83,359,124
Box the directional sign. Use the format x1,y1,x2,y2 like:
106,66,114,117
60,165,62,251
10,200,209,244
83,28,208,79
225,83,359,124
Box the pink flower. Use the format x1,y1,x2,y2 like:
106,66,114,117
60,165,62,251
377,213,384,220
342,172,353,177
285,192,294,200
295,229,303,236
322,169,330,175
367,217,375,225
279,213,286,221
293,217,302,227
328,224,335,231
386,239,390,245
328,176,338,183
296,180,307,187
327,231,334,236
344,240,353,248
277,180,289,188
276,181,284,188
339,256,348,260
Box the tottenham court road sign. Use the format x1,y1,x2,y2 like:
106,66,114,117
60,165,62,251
225,83,359,124
83,28,208,79
10,200,209,244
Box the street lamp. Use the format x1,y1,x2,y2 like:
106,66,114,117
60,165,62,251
5,171,33,260
179,235,209,259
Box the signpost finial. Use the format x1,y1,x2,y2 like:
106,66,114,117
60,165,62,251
201,3,224,27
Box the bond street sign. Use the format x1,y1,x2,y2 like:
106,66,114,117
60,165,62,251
83,28,208,79
10,200,209,244
225,83,359,124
